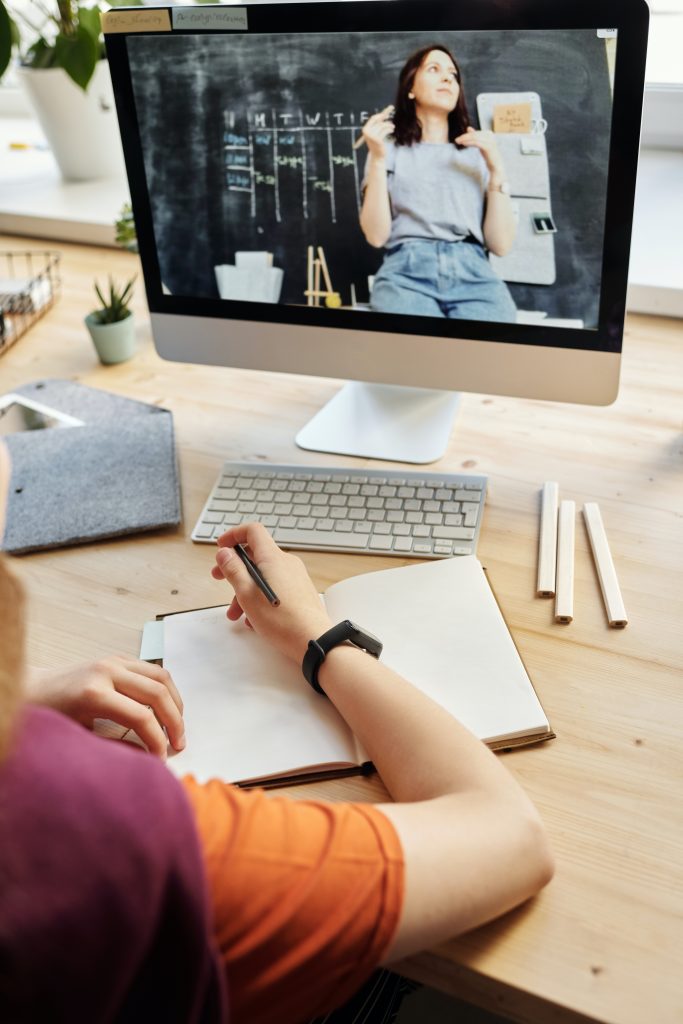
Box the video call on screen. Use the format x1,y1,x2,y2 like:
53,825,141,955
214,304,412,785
127,27,616,331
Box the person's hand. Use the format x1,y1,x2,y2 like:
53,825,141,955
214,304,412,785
361,105,395,160
211,523,332,665
25,657,185,759
454,126,505,176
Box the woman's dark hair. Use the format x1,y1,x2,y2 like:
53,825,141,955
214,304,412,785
392,44,471,147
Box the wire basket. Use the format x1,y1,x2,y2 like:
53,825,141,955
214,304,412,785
0,251,61,357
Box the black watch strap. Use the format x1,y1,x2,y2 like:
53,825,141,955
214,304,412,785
302,620,383,695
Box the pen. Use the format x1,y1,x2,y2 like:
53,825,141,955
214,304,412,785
234,543,280,606
9,141,50,151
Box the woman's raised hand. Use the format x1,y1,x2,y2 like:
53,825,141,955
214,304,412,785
454,126,505,176
361,105,395,160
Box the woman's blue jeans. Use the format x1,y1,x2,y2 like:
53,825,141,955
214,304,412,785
370,238,517,323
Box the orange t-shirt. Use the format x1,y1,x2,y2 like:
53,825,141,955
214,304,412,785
181,777,404,1024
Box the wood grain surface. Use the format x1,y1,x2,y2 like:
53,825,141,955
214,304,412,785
1,235,681,1024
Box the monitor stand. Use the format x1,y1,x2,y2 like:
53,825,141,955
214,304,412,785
295,382,461,464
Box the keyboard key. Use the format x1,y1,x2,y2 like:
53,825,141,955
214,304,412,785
274,528,369,548
393,537,413,552
194,524,214,539
432,526,475,540
369,535,393,550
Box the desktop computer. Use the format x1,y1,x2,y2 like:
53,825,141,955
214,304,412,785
103,0,647,555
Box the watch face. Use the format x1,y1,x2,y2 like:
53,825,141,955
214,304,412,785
346,620,383,658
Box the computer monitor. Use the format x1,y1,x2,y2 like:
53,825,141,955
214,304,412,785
103,0,648,463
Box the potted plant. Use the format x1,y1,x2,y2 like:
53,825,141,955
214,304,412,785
114,201,138,253
0,0,131,180
85,274,137,364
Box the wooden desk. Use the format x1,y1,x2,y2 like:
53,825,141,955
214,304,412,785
2,236,681,1024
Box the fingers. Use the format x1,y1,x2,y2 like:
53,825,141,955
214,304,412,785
121,658,184,717
103,690,171,760
226,595,244,621
107,664,186,752
216,521,278,563
367,104,394,123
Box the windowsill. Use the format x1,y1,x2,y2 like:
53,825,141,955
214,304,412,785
0,116,128,246
0,115,680,318
626,147,683,317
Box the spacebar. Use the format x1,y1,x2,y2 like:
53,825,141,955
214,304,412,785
273,528,369,549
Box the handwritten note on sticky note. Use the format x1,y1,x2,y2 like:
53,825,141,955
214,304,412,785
101,8,171,33
493,103,532,134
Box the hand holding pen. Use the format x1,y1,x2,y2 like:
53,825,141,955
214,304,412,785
211,523,332,664
353,105,395,156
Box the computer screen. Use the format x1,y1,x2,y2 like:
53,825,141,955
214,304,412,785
104,0,648,462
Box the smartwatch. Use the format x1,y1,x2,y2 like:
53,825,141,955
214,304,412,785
302,620,383,695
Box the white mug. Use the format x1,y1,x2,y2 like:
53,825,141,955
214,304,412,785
531,118,548,135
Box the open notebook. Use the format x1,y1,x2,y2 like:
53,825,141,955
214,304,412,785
140,556,553,787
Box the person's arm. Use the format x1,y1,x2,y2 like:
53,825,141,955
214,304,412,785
358,106,395,248
211,524,554,961
455,126,517,257
24,657,186,759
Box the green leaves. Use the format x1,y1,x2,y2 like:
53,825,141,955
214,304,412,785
3,1,105,90
94,275,136,324
0,0,13,80
53,22,98,89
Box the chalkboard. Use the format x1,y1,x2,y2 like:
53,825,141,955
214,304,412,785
128,28,613,326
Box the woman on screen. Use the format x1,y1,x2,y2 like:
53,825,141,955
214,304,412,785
360,45,517,322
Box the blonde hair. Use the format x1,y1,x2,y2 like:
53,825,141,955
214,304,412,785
0,554,26,761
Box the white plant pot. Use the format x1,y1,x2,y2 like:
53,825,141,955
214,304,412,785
17,61,126,182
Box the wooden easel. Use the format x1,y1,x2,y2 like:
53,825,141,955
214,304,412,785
305,245,341,307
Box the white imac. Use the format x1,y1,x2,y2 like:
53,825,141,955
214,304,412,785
104,0,648,463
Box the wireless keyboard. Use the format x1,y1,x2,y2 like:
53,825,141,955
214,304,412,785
191,462,487,558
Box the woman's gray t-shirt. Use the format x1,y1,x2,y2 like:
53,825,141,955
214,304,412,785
364,140,490,247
